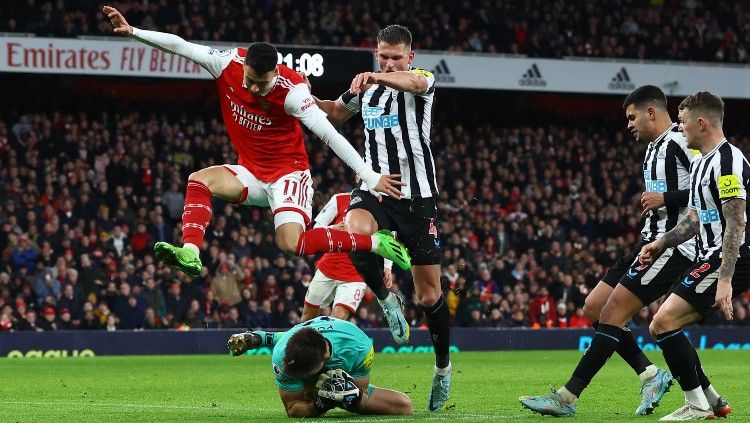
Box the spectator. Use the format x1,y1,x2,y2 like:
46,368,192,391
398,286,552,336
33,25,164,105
222,307,245,329
529,286,556,328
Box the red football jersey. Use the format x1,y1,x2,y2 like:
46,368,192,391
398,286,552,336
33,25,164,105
314,193,363,282
215,49,310,182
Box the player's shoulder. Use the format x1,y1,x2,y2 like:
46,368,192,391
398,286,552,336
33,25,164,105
227,47,245,65
333,192,352,202
277,64,304,88
721,141,749,163
410,67,434,78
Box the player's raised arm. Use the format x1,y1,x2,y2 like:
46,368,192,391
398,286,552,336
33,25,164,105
284,84,405,200
300,73,355,127
102,5,229,78
350,69,432,95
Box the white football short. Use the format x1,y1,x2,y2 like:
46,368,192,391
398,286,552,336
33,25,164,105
223,165,313,229
304,269,367,313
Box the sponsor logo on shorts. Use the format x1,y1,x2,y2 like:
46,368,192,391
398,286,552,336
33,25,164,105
681,276,695,287
428,218,438,238
349,196,362,206
627,268,639,278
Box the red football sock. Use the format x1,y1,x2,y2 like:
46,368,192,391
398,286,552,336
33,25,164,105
295,227,373,255
181,180,213,247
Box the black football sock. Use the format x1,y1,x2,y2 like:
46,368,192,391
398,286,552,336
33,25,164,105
350,252,389,300
692,348,711,389
564,323,621,397
656,329,700,391
617,326,652,375
421,296,450,369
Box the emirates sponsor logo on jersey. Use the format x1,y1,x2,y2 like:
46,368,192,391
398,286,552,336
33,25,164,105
227,96,272,131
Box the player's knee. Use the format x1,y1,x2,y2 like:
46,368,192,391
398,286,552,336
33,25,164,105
345,214,377,235
398,395,414,415
276,234,300,256
331,307,350,320
418,291,439,308
649,313,668,337
582,297,602,322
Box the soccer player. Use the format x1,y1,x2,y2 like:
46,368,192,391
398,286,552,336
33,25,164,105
301,192,392,322
311,24,451,412
640,91,746,421
227,316,413,417
520,86,727,417
102,6,412,277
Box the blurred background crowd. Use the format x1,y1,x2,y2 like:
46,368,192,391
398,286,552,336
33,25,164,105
2,108,749,332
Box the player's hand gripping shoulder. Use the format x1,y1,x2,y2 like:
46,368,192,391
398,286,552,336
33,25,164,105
103,6,133,35
315,369,364,411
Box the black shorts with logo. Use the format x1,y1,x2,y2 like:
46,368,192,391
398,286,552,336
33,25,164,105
347,189,441,266
670,257,750,318
602,239,650,287
618,247,694,305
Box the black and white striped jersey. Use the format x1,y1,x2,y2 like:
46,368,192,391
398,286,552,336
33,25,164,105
641,124,697,260
338,68,438,199
689,139,750,260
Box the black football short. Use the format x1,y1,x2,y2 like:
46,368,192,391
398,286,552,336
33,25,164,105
618,247,693,305
601,239,650,287
670,257,750,318
347,189,441,266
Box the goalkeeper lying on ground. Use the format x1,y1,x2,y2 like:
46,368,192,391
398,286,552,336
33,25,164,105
228,316,413,417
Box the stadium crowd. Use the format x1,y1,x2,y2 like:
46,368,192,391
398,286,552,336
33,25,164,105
1,0,749,63
1,107,750,333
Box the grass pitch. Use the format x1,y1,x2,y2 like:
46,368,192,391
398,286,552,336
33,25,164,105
2,350,748,422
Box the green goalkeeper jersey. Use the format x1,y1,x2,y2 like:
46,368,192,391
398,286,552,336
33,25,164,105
271,316,375,392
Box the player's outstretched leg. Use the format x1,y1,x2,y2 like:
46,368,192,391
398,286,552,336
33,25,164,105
154,242,202,277
519,389,577,417
372,230,411,270
428,362,452,412
379,291,410,344
635,368,673,415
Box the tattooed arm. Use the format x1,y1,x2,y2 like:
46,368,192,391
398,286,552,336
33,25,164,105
718,198,746,278
714,198,746,319
661,209,700,248
639,209,699,265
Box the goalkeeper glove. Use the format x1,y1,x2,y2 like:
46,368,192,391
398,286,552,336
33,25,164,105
315,369,363,411
313,395,337,414
227,331,261,356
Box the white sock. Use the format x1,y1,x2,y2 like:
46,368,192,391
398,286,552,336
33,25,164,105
370,235,380,251
684,387,710,410
435,362,451,375
184,243,200,255
703,384,720,407
556,387,579,405
639,364,659,383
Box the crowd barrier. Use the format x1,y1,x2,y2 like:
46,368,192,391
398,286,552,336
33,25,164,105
2,327,749,357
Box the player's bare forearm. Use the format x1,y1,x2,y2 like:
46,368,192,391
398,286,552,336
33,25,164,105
314,97,352,126
718,198,746,280
660,209,699,248
372,71,427,94
280,391,322,418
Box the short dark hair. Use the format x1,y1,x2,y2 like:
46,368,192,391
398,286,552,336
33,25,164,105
623,85,667,111
679,91,724,124
245,42,278,75
283,328,327,378
377,24,412,47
